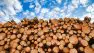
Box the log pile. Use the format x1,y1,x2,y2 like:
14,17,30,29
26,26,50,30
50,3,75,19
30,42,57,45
0,17,94,53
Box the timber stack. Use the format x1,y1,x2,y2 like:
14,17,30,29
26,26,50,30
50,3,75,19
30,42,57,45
0,17,94,53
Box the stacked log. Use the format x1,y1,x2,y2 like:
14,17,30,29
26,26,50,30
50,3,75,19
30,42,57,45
0,17,94,53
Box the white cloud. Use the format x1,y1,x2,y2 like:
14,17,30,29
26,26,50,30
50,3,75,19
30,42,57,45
23,10,29,15
0,11,5,16
86,3,94,13
34,7,61,20
14,0,22,12
29,5,34,8
0,0,92,23
61,1,79,17
6,6,16,15
62,0,88,18
59,0,80,18
40,8,49,13
71,0,80,8
44,7,61,19
30,12,36,18
35,0,80,20
40,0,47,6
37,8,49,19
35,0,41,14
71,0,88,7
0,0,22,23
24,0,33,3
29,4,35,8
56,0,62,4
23,10,35,18
53,7,61,12
79,0,88,7
67,4,76,13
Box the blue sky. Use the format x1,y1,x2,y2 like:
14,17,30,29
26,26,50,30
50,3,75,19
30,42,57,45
0,0,94,23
